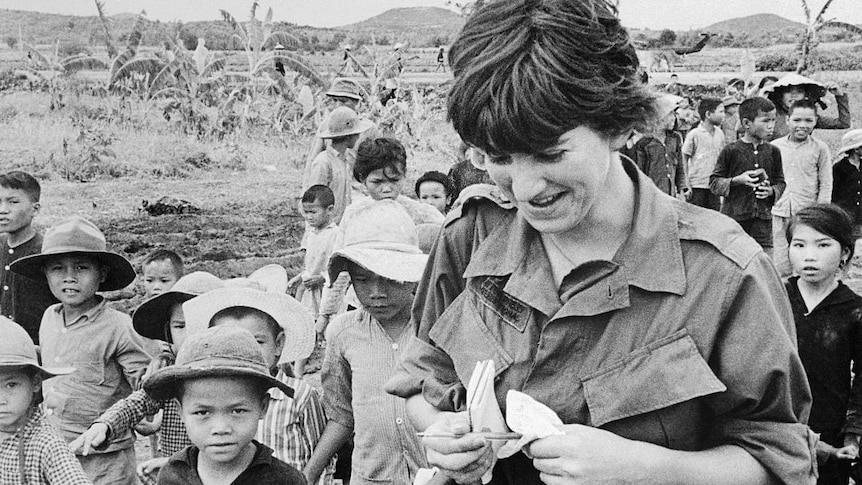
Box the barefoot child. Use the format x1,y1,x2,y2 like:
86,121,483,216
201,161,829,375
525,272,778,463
0,317,89,484
785,204,862,485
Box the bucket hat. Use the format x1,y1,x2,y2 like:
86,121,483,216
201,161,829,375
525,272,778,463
836,129,862,162
143,325,294,401
319,107,374,139
10,216,135,291
326,78,363,101
721,95,741,108
132,272,224,341
0,317,73,379
328,199,428,284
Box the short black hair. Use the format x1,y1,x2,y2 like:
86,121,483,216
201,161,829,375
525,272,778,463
0,171,41,202
302,184,335,207
353,138,407,182
414,171,452,198
738,97,775,123
786,203,856,262
143,250,184,277
697,97,722,120
788,99,818,116
210,306,282,341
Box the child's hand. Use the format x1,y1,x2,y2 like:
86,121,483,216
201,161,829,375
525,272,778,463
287,275,303,295
69,422,109,455
137,457,169,477
303,275,326,289
754,182,773,199
422,412,495,484
835,443,859,460
732,170,761,188
133,410,163,436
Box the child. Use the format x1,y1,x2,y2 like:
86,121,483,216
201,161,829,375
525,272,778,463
765,73,850,141
68,272,224,484
304,106,374,224
0,316,90,484
415,170,453,214
710,96,785,254
682,97,725,210
143,326,307,485
305,201,429,484
832,129,862,238
771,99,833,278
288,185,338,375
0,171,58,344
385,1,813,483
631,94,688,198
720,95,741,145
183,272,333,485
9,216,150,484
141,249,184,298
784,204,862,485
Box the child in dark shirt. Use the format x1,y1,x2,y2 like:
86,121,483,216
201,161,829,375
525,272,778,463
832,129,862,237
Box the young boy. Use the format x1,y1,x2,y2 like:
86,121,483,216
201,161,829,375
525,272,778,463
141,249,184,298
631,94,689,198
9,215,150,484
384,1,813,483
305,201,429,485
415,171,453,214
711,96,786,254
304,106,374,224
720,95,742,145
770,99,833,277
0,171,58,344
682,97,725,210
0,316,90,484
833,129,862,237
143,325,307,485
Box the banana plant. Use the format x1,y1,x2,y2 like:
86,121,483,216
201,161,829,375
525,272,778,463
797,0,862,73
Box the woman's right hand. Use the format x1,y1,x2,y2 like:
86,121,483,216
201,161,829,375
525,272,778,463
422,412,494,484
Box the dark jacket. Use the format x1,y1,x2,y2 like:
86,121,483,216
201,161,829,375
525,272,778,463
157,441,307,485
833,158,862,225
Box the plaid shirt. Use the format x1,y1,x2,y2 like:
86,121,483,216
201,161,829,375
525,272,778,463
97,388,189,457
0,407,90,485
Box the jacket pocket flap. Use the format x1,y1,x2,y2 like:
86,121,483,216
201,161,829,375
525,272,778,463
582,330,726,427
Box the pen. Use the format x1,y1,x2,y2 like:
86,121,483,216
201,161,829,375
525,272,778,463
417,431,522,441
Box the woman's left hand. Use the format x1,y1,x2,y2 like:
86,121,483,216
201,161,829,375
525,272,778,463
825,81,844,96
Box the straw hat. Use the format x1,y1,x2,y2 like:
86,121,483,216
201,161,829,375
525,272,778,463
143,326,294,401
836,129,862,161
721,95,741,108
132,272,224,341
10,216,135,291
0,317,73,379
764,73,827,101
328,199,428,284
655,94,682,117
326,78,363,101
319,107,373,139
222,264,289,294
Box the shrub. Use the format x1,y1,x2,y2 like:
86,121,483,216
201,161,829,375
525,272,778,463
757,49,862,71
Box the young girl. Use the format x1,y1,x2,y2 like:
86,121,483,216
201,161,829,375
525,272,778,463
786,203,862,485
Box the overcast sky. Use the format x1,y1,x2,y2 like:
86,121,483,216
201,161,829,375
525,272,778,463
2,0,861,29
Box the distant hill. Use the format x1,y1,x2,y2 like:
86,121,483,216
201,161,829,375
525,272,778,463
337,7,464,45
704,14,806,35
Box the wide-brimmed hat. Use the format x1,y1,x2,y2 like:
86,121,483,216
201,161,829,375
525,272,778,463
726,77,745,89
319,107,374,139
143,326,294,401
328,199,428,284
10,216,135,291
326,78,363,101
721,95,741,108
221,264,289,294
764,73,827,100
132,272,224,341
655,94,682,117
836,129,862,161
0,317,73,379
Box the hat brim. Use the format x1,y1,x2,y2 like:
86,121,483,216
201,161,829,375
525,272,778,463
326,91,363,101
133,291,195,341
183,288,315,363
328,246,428,284
10,251,136,291
319,118,374,139
0,362,75,379
837,140,862,159
143,362,294,402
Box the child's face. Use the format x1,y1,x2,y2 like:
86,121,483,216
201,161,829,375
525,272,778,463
725,105,738,116
743,110,776,142
418,181,449,214
179,376,267,468
211,314,284,372
301,200,334,230
44,255,106,312
363,167,405,201
781,86,807,111
0,369,38,435
789,224,848,285
0,187,39,237
786,107,817,142
347,262,416,325
168,303,187,348
659,110,677,131
143,260,180,298
707,104,726,125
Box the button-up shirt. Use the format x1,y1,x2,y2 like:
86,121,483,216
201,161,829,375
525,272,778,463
322,310,428,485
833,158,862,224
157,441,306,485
632,131,687,196
770,134,832,217
40,299,149,452
710,139,786,221
388,159,815,485
683,124,725,189
0,232,58,344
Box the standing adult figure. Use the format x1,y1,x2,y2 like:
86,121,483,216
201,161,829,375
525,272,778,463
385,1,816,484
765,73,850,141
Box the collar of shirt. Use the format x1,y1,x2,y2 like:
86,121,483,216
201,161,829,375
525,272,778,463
786,277,861,313
463,159,686,319
169,440,275,472
50,296,106,328
776,134,814,149
267,371,297,402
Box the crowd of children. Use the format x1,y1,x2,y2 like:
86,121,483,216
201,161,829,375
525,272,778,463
3,0,862,484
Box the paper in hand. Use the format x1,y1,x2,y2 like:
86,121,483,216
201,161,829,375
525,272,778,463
466,359,508,484
498,390,564,459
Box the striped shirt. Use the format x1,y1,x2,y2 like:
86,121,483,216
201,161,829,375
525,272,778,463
0,407,90,485
322,309,428,485
97,389,189,457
